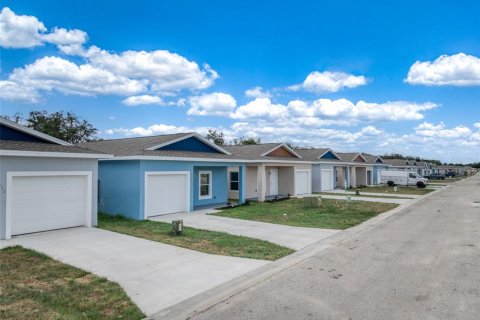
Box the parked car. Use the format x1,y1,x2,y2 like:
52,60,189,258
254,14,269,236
426,173,446,180
381,170,429,188
445,172,456,177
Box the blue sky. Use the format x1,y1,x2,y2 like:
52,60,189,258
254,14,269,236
1,0,479,163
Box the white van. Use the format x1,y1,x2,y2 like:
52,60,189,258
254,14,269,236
381,170,428,188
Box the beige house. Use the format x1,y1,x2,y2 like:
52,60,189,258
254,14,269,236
224,143,312,202
336,152,372,187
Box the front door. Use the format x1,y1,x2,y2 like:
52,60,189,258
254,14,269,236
269,168,279,195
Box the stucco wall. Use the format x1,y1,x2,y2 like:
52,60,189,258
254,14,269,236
99,159,243,219
0,156,99,239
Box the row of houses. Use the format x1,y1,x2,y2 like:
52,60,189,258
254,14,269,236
0,117,475,240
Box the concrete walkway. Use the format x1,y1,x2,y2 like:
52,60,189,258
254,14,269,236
318,194,412,204
150,210,339,250
323,189,419,198
0,227,268,316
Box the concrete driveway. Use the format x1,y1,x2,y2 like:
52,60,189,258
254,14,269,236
0,227,268,316
150,210,339,250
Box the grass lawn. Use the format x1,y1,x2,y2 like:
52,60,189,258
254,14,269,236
318,192,413,199
212,198,398,230
0,246,144,320
98,214,293,261
348,186,434,195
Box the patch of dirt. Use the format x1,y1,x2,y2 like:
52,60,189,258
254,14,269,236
75,274,95,285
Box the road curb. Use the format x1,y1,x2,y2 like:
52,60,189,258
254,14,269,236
147,185,449,320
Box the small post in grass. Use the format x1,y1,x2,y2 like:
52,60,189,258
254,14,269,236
172,220,183,235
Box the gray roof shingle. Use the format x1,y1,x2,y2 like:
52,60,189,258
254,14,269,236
0,140,107,154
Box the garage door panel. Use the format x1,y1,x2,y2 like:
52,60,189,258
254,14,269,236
146,173,189,217
10,175,89,236
295,171,310,195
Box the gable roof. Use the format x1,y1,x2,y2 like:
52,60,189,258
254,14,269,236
337,152,367,163
362,154,385,164
80,132,232,156
294,148,342,162
260,143,302,158
144,132,231,154
0,117,72,146
0,140,109,157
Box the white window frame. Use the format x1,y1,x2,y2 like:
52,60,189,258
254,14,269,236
199,170,213,200
229,171,239,191
5,171,93,240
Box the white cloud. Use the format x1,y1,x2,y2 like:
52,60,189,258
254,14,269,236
231,98,436,122
474,122,480,129
7,56,146,97
289,71,367,93
405,53,480,86
0,7,87,49
245,86,271,98
187,92,236,116
231,98,289,119
81,46,218,92
415,122,472,138
122,95,163,106
0,80,40,103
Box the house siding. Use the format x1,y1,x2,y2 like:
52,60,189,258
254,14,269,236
158,136,220,153
0,156,99,239
0,124,53,143
99,159,244,220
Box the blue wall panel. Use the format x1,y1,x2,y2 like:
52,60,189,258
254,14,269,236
0,124,53,143
98,160,141,219
158,137,220,153
320,150,339,160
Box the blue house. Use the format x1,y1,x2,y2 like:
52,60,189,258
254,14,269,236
80,133,247,220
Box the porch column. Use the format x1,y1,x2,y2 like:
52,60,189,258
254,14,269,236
345,166,349,189
257,163,266,202
239,165,246,204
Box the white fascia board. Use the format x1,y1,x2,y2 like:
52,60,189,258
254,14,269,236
0,150,113,159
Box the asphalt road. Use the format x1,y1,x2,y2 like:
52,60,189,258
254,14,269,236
192,175,480,320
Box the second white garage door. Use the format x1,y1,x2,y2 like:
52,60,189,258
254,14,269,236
295,170,311,195
145,172,190,218
8,172,91,238
321,169,334,191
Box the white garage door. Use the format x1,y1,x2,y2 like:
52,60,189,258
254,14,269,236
145,172,190,217
295,170,310,195
321,169,334,191
9,173,91,237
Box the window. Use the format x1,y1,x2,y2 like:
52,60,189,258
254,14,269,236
230,171,239,191
409,173,416,178
199,171,212,199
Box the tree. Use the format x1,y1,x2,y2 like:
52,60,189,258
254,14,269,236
205,129,225,146
232,136,261,145
6,111,98,144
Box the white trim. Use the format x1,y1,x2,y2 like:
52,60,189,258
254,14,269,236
198,170,213,200
144,171,191,219
317,149,341,160
261,143,302,158
5,171,92,240
0,117,72,146
0,150,112,159
145,132,231,155
294,169,312,195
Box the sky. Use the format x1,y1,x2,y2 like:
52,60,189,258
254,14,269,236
1,0,479,163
